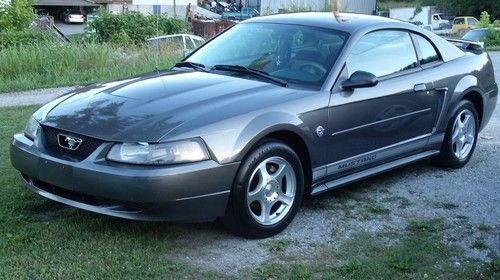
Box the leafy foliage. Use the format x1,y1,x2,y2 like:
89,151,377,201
0,29,55,48
485,28,500,47
379,0,499,19
478,11,491,28
88,11,186,45
0,0,35,30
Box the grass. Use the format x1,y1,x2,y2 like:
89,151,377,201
478,223,492,232
268,239,292,253
0,42,180,93
472,239,488,250
433,201,460,210
486,46,500,51
251,219,499,279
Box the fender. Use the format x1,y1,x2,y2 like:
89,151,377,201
232,112,315,163
437,75,483,133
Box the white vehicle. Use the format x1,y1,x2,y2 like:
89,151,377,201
61,10,85,24
390,6,450,30
147,34,206,56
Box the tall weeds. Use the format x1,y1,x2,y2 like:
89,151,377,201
0,42,180,92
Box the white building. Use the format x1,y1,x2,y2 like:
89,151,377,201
248,0,377,15
104,0,197,17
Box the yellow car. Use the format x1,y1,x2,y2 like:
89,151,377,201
452,16,479,34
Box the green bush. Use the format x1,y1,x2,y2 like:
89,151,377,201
0,0,35,30
485,28,500,47
88,11,186,45
478,11,491,28
0,29,56,48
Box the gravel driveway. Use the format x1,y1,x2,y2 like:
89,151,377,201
1,53,499,275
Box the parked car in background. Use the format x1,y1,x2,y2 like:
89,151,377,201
147,34,205,56
61,10,85,24
11,13,497,238
223,7,259,21
462,28,489,42
411,21,433,31
452,16,479,34
461,28,500,48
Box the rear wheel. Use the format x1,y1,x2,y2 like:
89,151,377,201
223,141,304,238
433,100,478,169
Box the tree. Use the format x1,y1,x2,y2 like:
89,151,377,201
478,11,491,28
421,0,499,19
0,0,35,30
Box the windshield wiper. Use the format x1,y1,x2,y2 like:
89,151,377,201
173,61,210,72
213,65,288,87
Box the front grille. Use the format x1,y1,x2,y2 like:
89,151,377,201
42,126,104,161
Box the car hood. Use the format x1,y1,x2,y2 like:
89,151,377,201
39,71,292,142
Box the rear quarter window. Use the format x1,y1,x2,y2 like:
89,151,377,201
414,34,440,65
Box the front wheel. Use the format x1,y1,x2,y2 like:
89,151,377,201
223,141,304,238
433,100,479,169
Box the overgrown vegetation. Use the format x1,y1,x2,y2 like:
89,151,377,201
0,0,49,48
0,6,185,92
88,11,186,45
378,0,499,19
0,42,180,92
0,0,34,30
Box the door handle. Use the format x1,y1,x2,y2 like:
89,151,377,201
414,84,427,92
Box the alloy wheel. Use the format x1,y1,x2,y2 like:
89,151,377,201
451,109,476,160
246,156,296,226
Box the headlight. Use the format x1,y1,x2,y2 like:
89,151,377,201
106,139,210,165
24,117,41,140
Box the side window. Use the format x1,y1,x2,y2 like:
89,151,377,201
346,30,418,78
414,34,440,65
185,36,195,49
454,18,465,25
467,18,478,25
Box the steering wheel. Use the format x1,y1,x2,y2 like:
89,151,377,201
297,61,327,77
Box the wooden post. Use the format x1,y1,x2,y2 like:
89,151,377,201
331,0,339,13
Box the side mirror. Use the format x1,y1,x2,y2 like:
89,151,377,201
341,71,378,90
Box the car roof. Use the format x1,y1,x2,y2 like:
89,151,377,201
147,34,204,41
245,12,402,34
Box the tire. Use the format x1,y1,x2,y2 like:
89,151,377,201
433,100,479,169
223,140,304,238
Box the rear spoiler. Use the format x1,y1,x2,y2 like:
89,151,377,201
446,38,484,52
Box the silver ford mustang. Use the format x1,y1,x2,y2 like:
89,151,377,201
10,13,498,238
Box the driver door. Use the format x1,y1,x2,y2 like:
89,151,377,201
326,30,441,180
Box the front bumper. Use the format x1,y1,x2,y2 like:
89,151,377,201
10,133,240,222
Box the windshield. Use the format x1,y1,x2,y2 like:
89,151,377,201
462,29,488,41
187,23,348,88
